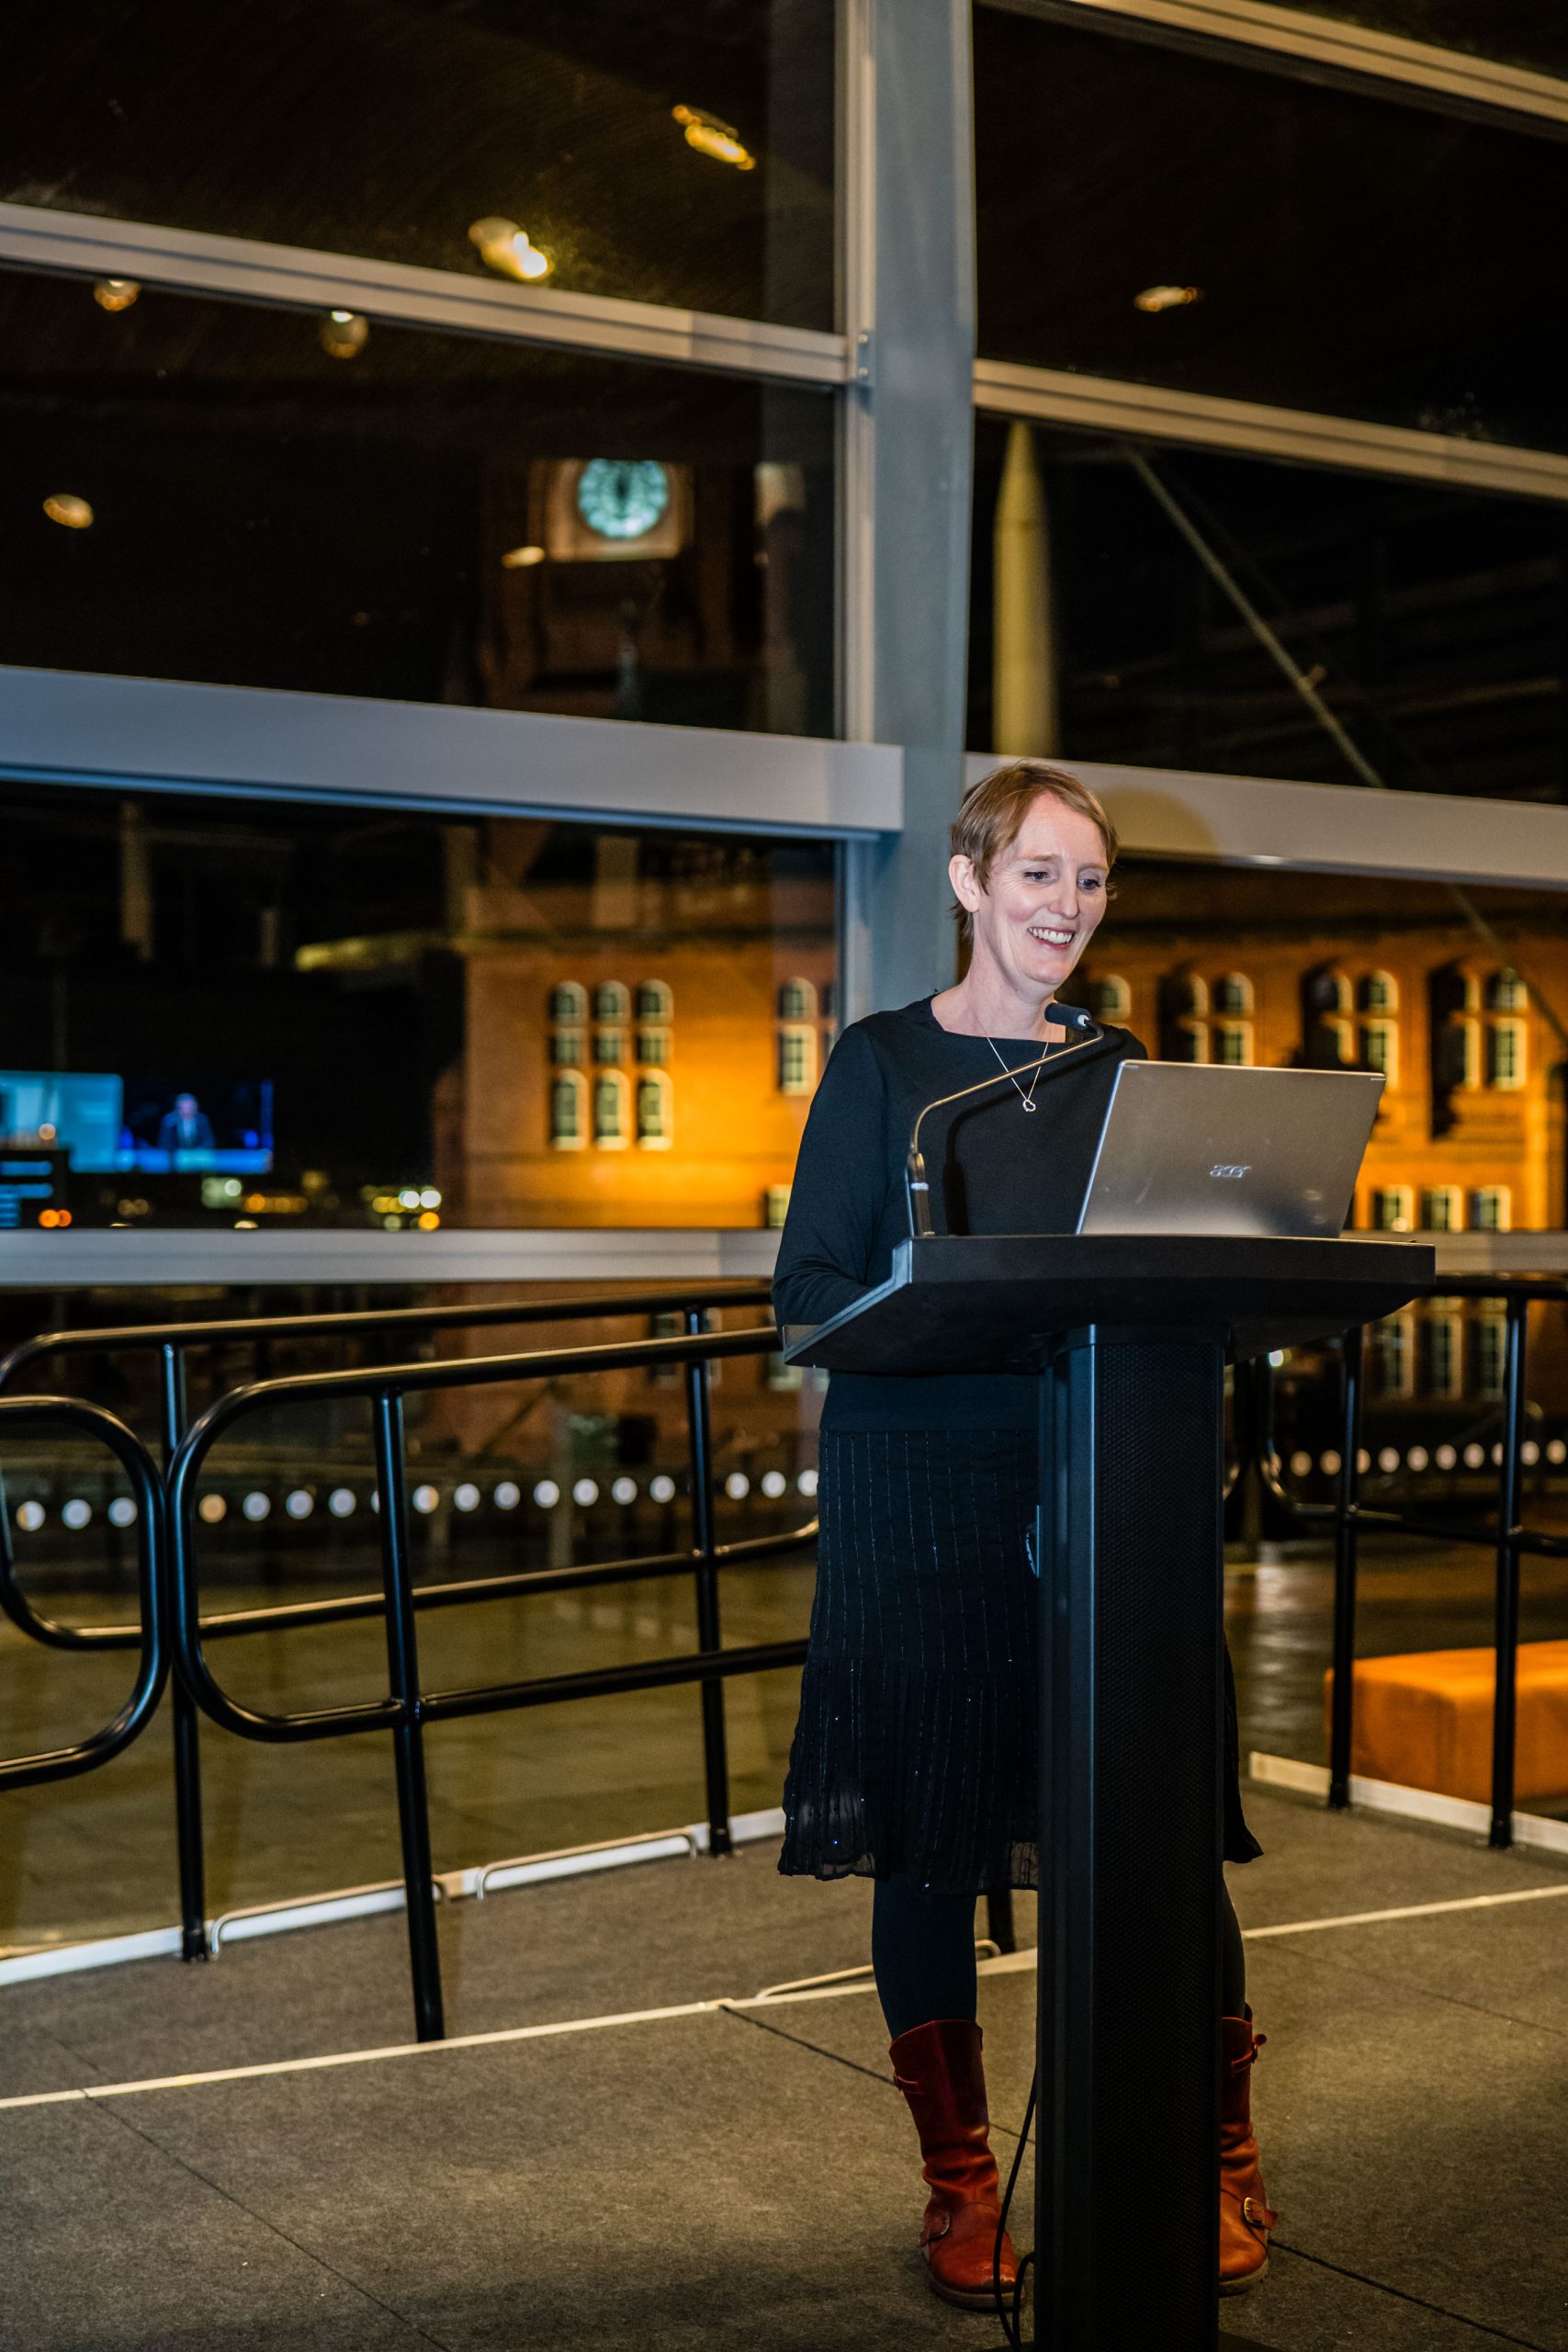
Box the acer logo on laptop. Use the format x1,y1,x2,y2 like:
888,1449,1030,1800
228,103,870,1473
1209,1164,1251,1179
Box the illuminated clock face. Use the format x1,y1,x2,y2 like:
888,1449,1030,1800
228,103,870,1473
576,458,671,541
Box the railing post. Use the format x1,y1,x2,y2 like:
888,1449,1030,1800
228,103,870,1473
1327,1325,1364,1811
371,1390,446,2041
685,1306,733,1858
1489,1298,1529,1851
159,1343,209,1961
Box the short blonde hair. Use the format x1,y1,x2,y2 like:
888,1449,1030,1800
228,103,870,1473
951,760,1119,938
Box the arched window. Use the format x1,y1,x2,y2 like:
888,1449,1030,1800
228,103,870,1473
636,1024,671,1067
636,1071,673,1150
1360,1022,1398,1086
550,1028,585,1068
1472,1185,1511,1233
592,1070,629,1149
1084,974,1132,1023
1359,971,1398,1013
593,1024,626,1067
1212,1023,1251,1065
1303,967,1352,1069
1213,973,1252,1017
549,981,588,1024
1430,966,1480,1105
549,1071,587,1151
778,977,818,1022
1420,1187,1462,1233
635,980,673,1022
1159,971,1208,1063
778,1024,818,1095
1486,970,1526,1012
592,981,630,1023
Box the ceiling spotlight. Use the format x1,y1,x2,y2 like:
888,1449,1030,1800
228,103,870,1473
468,217,552,282
43,493,94,529
93,277,141,312
672,104,755,170
320,309,370,358
501,543,547,569
1134,284,1201,313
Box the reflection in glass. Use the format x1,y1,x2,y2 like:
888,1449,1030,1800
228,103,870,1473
0,266,836,736
1267,2,1568,76
975,10,1568,447
0,783,835,1231
0,0,835,329
969,419,1568,804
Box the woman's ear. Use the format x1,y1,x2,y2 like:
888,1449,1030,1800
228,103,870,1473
949,853,983,915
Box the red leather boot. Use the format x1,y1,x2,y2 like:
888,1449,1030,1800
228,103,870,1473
1219,2010,1277,2294
889,2018,1019,2310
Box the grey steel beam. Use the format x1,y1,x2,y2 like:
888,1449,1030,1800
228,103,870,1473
0,1227,781,1289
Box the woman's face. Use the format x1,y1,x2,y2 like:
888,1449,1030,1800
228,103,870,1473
953,793,1111,1001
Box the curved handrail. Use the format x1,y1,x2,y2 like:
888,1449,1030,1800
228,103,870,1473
0,1398,165,1789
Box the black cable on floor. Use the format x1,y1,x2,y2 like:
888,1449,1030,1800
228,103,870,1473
992,2066,1037,2348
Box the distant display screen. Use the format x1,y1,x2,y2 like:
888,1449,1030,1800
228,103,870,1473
0,1070,273,1174
118,1078,274,1173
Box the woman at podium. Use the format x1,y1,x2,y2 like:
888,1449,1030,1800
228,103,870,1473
773,760,1273,2307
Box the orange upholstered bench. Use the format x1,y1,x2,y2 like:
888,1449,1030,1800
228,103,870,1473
1325,1641,1568,1806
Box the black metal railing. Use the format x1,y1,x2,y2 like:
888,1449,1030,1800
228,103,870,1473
0,1284,792,1957
0,1397,166,1790
1246,1276,1568,1850
165,1319,816,2039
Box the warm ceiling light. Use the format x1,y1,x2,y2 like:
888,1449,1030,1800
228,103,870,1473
320,309,370,358
43,493,94,529
671,104,755,170
93,277,141,312
1134,284,1201,312
501,543,547,569
468,217,552,282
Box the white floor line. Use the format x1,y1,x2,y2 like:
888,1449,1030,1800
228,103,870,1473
8,1866,1564,2117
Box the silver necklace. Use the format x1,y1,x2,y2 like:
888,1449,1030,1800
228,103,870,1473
987,1033,1049,1112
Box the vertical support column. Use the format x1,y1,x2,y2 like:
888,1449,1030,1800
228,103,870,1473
371,1390,445,2042
685,1307,733,1857
1490,1297,1529,1849
1039,1327,1224,2350
1327,1325,1364,1810
158,1342,208,1962
839,0,976,1018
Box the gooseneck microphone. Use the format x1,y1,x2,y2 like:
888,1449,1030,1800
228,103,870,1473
905,1002,1104,1238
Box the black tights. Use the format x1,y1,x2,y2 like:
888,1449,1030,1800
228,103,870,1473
872,1873,1247,2042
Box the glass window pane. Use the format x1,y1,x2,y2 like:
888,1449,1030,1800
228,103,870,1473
974,11,1568,447
0,1,835,329
0,783,835,1228
969,420,1568,803
0,266,837,735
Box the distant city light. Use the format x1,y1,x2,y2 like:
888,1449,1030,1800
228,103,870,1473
417,1211,440,1230
242,1491,271,1521
399,1189,422,1209
419,1188,442,1208
412,1484,440,1514
1435,1444,1458,1470
798,1467,819,1498
671,105,756,170
107,1497,138,1527
327,1487,356,1518
724,1472,750,1499
468,217,552,282
15,1501,45,1532
198,1493,228,1524
531,1480,559,1510
572,1478,600,1507
43,493,94,529
761,1470,787,1499
62,1498,92,1530
1134,284,1201,312
501,545,547,570
493,1480,522,1510
649,1474,676,1505
285,1489,314,1519
94,277,141,311
38,1208,72,1228
453,1482,481,1513
611,1476,637,1505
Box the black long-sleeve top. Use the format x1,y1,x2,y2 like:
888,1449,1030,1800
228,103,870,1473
773,997,1145,1431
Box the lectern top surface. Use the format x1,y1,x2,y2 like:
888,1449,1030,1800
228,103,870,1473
782,1232,1434,1375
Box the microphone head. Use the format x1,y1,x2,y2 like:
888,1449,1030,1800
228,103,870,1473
1045,1000,1098,1034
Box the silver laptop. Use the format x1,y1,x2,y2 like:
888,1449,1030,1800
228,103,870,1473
1076,1062,1384,1238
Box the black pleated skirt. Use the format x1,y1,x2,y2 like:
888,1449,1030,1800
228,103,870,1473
779,1427,1260,1895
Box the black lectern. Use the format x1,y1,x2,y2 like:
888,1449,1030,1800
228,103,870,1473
784,1232,1433,2347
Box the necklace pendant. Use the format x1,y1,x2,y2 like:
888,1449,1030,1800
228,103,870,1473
1021,1096,1039,1113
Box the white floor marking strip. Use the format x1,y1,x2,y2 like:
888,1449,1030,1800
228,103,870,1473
6,1868,1565,2115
